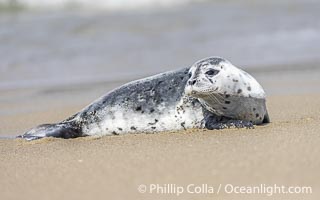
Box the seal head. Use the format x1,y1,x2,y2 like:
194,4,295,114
185,57,269,124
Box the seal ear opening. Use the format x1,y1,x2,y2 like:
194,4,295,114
262,111,270,123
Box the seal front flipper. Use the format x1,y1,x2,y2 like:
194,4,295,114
17,122,82,141
200,110,222,128
203,113,254,130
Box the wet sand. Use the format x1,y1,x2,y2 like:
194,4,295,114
1,69,320,200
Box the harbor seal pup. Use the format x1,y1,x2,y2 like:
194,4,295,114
18,57,269,140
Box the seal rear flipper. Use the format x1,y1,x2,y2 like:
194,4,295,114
18,123,82,141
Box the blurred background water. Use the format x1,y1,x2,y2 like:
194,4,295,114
1,0,320,90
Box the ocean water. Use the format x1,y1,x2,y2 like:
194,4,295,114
0,0,320,90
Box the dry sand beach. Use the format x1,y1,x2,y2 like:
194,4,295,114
1,67,320,200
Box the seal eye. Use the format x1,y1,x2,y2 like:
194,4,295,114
205,69,219,76
188,73,192,78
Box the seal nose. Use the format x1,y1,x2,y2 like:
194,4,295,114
188,80,196,85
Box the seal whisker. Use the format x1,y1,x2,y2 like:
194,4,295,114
215,93,226,102
213,93,225,104
208,94,223,105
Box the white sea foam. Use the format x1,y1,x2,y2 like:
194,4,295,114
0,0,202,10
